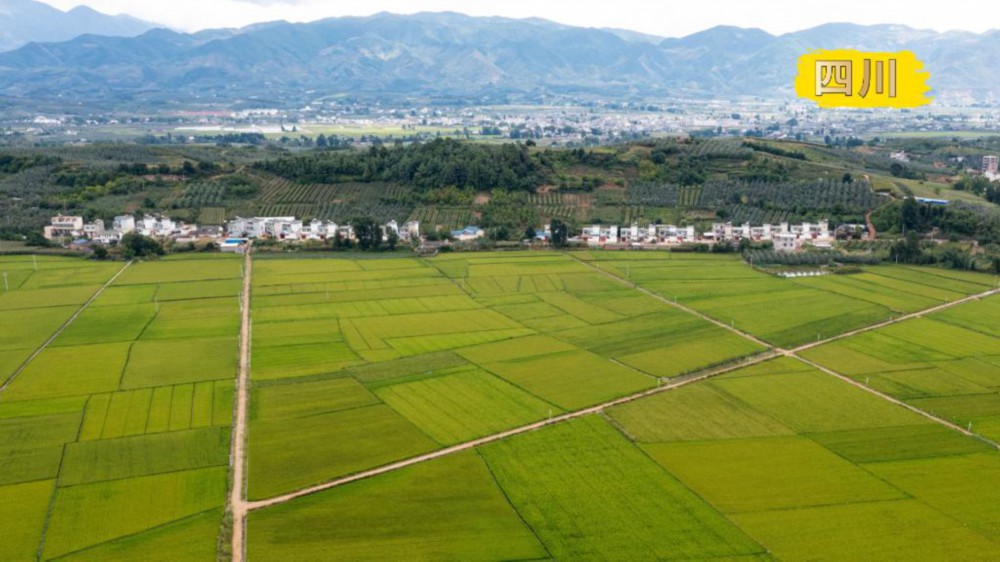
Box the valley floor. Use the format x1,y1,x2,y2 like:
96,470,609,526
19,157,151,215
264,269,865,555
1,251,998,560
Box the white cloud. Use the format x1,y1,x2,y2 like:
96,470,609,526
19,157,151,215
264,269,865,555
36,0,1000,36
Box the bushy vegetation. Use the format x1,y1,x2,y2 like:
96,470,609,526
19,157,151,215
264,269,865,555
255,138,549,192
873,197,1000,245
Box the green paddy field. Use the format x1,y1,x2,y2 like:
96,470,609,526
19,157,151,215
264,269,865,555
1,251,997,561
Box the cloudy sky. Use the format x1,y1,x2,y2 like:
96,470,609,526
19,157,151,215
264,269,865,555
39,0,1000,36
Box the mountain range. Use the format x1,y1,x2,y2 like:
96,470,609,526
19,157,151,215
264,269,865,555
0,0,155,53
0,10,997,106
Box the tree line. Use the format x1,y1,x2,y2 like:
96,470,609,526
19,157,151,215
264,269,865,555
254,138,549,192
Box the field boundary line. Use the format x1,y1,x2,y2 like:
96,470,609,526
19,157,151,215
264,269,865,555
0,260,132,395
791,354,1000,451
243,350,782,511
239,258,997,516
567,254,776,350
792,287,1000,353
476,450,555,560
229,248,252,562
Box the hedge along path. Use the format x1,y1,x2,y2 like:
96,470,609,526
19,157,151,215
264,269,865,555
0,260,132,394
229,247,252,562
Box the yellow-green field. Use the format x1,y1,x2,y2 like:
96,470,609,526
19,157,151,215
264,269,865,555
2,251,998,560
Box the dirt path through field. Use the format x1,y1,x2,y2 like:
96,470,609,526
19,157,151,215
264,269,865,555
793,354,999,450
237,254,1000,527
229,248,252,562
570,254,776,349
792,287,1000,354
0,260,131,394
244,349,783,511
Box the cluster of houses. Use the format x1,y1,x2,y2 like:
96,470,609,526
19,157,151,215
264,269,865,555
574,220,832,252
224,216,421,244
45,211,834,255
43,214,210,245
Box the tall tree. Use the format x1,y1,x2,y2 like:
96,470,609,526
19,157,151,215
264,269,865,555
550,218,569,247
351,217,382,251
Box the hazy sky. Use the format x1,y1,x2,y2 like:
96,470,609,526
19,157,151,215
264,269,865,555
39,0,1000,36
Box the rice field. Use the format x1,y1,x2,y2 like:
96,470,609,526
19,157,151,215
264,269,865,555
2,251,997,560
577,252,997,348
803,295,1000,442
606,358,1000,559
0,255,240,560
244,252,771,503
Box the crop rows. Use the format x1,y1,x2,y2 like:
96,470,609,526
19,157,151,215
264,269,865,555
688,139,754,159
176,183,224,208
727,205,791,225
256,202,413,223
593,188,627,205
628,182,680,206
700,179,879,213
198,207,226,225
535,205,578,221
407,206,474,230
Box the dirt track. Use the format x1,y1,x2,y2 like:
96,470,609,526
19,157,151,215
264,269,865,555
228,253,999,556
229,249,252,562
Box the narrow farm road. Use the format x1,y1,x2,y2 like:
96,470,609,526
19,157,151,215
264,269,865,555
792,286,1000,353
245,349,783,511
240,255,1000,519
229,248,252,562
0,260,131,394
793,354,1000,451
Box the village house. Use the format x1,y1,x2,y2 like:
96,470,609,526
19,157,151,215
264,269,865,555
579,225,619,247
450,226,485,242
43,214,84,240
709,220,831,251
226,217,417,244
44,213,195,244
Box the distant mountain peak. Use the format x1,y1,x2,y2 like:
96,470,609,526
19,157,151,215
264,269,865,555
0,0,158,53
0,12,995,105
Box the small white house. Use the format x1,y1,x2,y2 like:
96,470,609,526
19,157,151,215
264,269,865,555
43,215,84,240
113,215,136,234
451,226,485,242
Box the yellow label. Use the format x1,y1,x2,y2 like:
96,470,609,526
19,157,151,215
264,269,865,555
795,49,932,108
